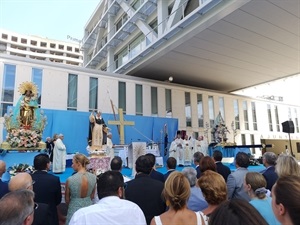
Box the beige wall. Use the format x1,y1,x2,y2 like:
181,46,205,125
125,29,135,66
263,139,300,160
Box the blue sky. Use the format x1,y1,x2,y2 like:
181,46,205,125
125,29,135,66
0,0,99,42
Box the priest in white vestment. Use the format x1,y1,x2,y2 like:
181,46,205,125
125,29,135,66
195,136,208,156
168,135,184,166
106,132,114,162
183,135,192,166
189,135,196,156
52,134,67,173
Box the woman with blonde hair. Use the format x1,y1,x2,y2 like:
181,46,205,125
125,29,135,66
275,154,300,177
244,172,280,225
197,170,227,223
150,171,205,225
65,153,97,224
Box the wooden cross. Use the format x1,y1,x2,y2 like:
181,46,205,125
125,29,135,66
108,108,135,145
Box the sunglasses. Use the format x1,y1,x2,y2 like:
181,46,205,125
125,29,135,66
26,180,35,189
33,203,39,211
26,202,39,218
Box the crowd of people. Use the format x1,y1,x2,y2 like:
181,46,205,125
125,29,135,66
1,148,300,225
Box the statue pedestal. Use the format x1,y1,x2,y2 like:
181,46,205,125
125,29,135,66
87,156,110,175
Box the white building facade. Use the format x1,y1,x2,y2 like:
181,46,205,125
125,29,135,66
1,55,300,158
82,0,223,72
0,29,83,66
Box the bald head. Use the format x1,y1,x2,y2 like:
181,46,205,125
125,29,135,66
9,172,33,191
0,160,6,177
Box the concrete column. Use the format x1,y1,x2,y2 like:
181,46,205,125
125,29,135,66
157,0,168,37
107,46,115,72
107,13,115,41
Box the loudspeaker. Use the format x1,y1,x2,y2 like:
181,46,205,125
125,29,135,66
282,120,294,133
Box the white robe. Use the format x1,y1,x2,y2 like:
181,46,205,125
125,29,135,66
189,137,196,156
183,139,192,165
168,141,178,159
52,138,66,173
195,140,208,156
106,137,114,162
169,138,183,165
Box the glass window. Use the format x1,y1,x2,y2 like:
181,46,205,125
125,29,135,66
250,134,255,154
136,84,143,116
119,82,126,114
1,64,16,116
115,14,128,32
294,108,299,133
185,92,192,127
219,97,225,119
267,104,273,131
89,77,98,111
251,102,257,130
197,94,203,127
151,87,158,116
32,68,43,105
165,89,172,118
275,105,280,132
67,74,78,110
288,107,292,120
208,96,214,128
132,0,145,10
115,47,129,69
241,134,246,145
129,34,145,59
243,101,249,130
233,99,240,130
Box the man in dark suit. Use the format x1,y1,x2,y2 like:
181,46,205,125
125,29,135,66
164,157,177,181
8,172,52,225
0,160,9,198
260,152,278,191
45,137,54,162
125,155,166,225
31,154,62,225
193,152,204,179
213,150,231,182
146,153,164,183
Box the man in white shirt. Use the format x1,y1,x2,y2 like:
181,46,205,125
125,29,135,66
69,171,146,225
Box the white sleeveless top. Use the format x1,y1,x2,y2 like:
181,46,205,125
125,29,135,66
154,211,207,225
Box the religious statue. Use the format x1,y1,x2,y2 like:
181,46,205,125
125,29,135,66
210,112,234,147
88,110,107,151
1,81,47,150
19,90,38,128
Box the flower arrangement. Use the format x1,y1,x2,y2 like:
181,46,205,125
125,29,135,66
6,129,42,148
8,163,34,176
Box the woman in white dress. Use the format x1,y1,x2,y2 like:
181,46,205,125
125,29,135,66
150,171,205,225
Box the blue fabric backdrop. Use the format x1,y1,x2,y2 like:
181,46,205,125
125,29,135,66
2,109,178,155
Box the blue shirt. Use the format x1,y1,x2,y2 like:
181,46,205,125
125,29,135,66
250,197,280,225
187,186,208,212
